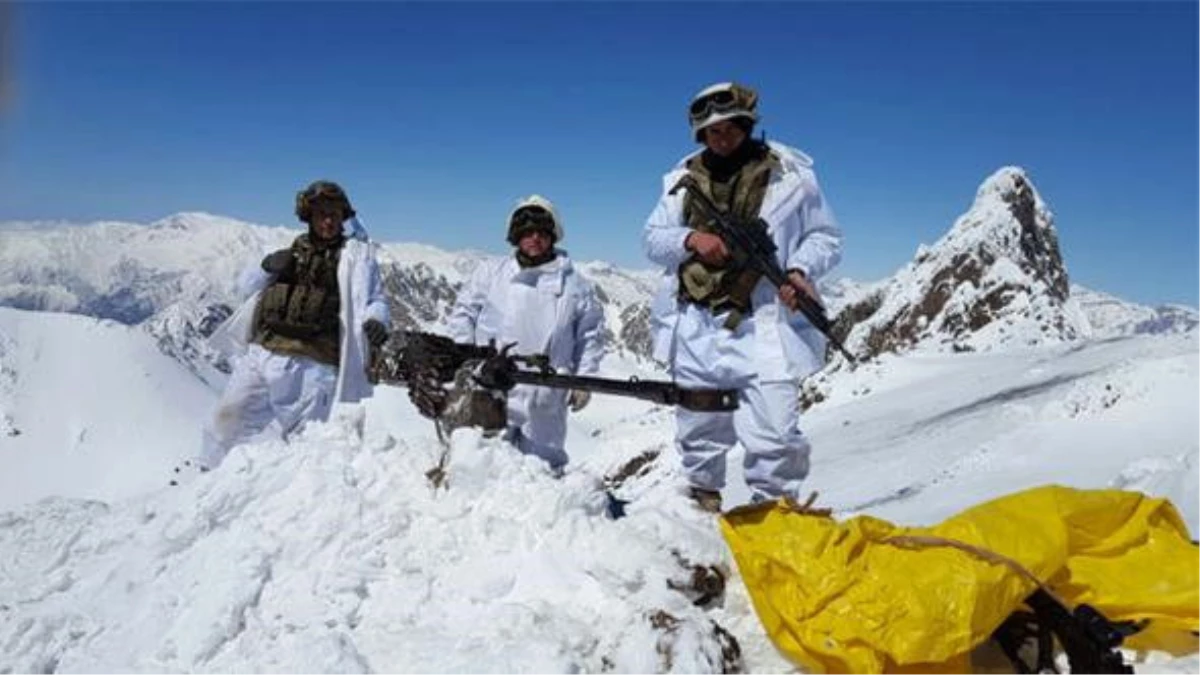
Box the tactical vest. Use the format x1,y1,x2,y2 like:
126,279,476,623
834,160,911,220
678,148,781,329
252,234,343,366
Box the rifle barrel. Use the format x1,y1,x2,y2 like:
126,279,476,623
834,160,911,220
507,370,737,412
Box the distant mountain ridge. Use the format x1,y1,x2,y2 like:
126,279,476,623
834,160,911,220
2,173,1194,384
1070,285,1198,338
0,214,661,384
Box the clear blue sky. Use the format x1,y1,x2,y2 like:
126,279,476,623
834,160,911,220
2,2,1196,306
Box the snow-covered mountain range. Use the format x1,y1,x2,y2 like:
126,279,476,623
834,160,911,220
1071,284,1199,338
2,166,1193,388
1,167,1196,673
0,213,663,385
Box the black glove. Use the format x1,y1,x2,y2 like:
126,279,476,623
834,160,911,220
261,248,294,275
363,319,389,347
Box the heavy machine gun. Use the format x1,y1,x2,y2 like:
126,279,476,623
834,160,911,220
379,331,739,436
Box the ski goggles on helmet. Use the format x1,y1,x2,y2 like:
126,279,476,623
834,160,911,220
296,180,356,222
510,205,555,230
302,182,347,204
508,205,557,244
687,83,758,127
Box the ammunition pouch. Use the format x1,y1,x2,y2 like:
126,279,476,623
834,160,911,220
677,147,776,331
254,234,341,344
257,282,335,339
678,256,762,330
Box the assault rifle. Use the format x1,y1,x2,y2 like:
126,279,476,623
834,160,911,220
669,174,856,364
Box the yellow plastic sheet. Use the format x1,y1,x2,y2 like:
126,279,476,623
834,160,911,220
719,485,1199,673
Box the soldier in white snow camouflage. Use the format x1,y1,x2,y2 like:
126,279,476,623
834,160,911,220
175,181,390,481
642,82,843,512
446,195,605,471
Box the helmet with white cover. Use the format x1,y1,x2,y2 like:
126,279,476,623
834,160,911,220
506,194,563,245
688,81,759,143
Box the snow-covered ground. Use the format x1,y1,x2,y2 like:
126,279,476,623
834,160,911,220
0,307,213,511
1,305,1195,672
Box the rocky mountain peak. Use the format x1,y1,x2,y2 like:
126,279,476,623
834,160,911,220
832,167,1090,359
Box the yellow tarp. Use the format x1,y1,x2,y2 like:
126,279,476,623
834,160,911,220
719,485,1199,673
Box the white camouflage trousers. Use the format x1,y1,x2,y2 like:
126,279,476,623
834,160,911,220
674,378,811,501
502,424,569,472
199,344,337,469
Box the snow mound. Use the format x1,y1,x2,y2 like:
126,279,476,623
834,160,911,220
0,406,743,673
